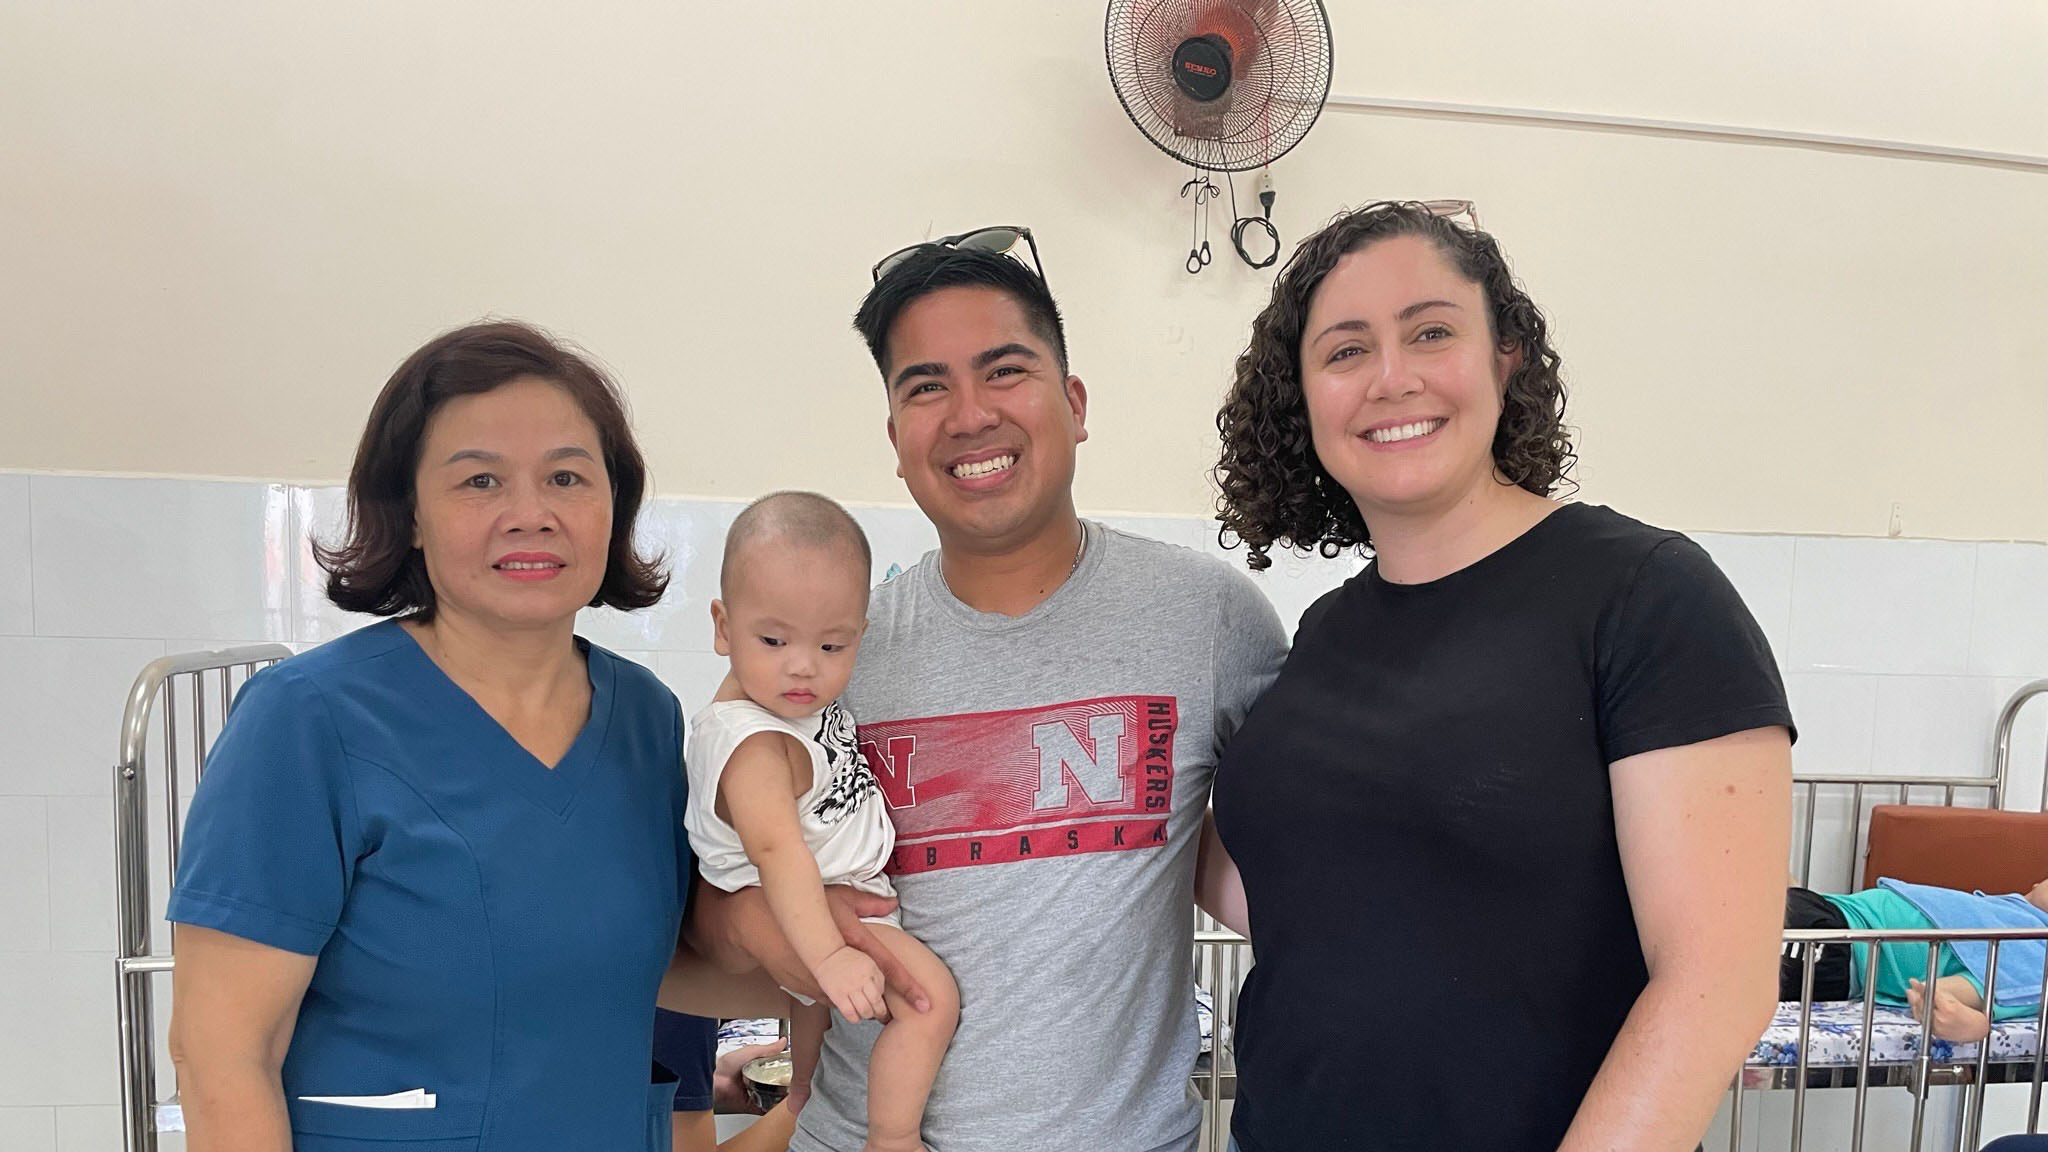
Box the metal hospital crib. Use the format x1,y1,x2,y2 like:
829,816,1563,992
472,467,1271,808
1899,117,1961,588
114,645,294,1151
1717,678,2048,1152
112,652,2047,1151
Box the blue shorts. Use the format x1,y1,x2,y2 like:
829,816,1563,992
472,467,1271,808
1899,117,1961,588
651,1010,717,1113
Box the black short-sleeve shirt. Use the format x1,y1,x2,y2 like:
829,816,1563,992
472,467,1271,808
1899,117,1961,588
1213,503,1793,1152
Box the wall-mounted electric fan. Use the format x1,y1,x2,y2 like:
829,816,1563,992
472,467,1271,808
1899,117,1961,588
1106,0,1334,271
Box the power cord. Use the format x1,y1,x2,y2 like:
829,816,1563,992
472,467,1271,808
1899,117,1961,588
1226,169,1280,270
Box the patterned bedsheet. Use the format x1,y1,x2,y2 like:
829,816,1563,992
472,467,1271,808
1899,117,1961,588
724,997,2042,1072
717,1016,785,1057
1749,999,2042,1067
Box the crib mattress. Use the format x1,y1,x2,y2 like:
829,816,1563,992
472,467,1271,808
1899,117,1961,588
1750,1000,2043,1068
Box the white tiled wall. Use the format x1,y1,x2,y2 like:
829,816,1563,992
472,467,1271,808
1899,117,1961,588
0,473,2044,1141
0,476,32,639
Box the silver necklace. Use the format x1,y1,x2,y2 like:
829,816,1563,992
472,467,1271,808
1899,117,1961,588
939,523,1087,598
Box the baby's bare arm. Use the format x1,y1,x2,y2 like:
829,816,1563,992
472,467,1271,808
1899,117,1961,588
721,732,845,973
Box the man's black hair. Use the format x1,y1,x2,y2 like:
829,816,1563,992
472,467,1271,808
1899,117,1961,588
852,247,1069,382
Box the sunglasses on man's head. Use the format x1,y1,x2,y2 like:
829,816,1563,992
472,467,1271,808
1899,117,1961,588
870,225,1048,290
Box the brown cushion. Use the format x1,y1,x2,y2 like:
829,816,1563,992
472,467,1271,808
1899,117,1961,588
1861,805,2048,894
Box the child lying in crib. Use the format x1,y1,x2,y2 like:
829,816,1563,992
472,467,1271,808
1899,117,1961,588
1782,876,2048,1041
684,491,957,1152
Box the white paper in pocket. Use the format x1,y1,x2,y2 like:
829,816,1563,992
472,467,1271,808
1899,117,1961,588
297,1088,437,1109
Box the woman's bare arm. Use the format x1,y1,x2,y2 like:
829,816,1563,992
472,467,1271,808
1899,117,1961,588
170,925,318,1152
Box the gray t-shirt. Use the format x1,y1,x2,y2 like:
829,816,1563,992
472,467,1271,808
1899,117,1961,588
791,521,1287,1152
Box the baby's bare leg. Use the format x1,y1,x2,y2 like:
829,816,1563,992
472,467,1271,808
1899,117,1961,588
861,923,959,1152
789,995,830,1117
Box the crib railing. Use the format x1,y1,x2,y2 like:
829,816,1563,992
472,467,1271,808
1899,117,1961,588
1193,916,1246,1149
1995,681,2048,812
113,646,292,1152
1789,773,2003,893
1787,681,2048,895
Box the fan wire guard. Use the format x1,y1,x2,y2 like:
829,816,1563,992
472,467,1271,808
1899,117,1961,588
1106,0,1334,173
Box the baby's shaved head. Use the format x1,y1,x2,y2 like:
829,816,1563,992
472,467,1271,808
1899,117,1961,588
720,491,872,601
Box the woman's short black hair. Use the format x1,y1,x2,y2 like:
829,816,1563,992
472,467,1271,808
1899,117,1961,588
314,320,668,620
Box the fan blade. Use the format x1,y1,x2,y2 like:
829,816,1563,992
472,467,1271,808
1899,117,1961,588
1168,1,1286,139
1191,0,1269,72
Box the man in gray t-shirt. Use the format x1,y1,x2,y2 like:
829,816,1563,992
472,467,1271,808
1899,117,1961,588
800,521,1281,1151
693,233,1285,1150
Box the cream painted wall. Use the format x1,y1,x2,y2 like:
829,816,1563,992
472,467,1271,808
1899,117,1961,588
3,1,2044,540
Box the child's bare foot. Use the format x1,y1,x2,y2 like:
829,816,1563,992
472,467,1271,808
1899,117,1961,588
784,1081,811,1118
859,1141,926,1152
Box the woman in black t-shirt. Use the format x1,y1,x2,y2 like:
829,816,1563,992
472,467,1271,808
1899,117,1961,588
1198,202,1795,1152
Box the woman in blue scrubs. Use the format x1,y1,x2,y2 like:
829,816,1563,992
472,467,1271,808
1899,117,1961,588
167,321,691,1151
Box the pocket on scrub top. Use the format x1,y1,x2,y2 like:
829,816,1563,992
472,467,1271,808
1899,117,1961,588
288,1089,483,1145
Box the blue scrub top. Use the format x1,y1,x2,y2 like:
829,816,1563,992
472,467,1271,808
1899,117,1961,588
168,620,691,1151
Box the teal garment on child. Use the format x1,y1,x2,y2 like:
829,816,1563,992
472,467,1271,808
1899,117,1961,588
1827,888,2036,1022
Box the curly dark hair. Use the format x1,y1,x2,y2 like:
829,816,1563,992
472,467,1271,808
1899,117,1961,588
1213,201,1576,571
